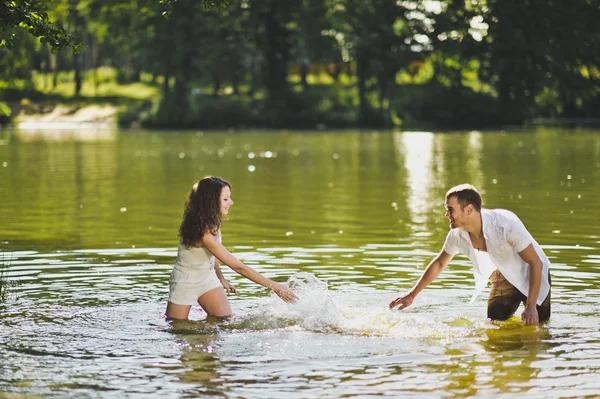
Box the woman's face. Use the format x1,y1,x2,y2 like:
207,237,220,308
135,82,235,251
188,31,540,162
220,185,234,215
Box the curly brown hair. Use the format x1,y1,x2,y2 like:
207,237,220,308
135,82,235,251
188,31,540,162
179,176,231,248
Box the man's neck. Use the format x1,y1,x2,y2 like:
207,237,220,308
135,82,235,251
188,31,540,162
464,213,483,238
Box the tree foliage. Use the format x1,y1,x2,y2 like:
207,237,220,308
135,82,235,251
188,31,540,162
0,0,79,52
2,0,599,128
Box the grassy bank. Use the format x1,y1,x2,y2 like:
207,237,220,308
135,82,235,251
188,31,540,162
1,66,516,130
2,67,158,127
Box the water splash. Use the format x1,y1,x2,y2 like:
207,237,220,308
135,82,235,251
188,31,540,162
239,273,475,341
255,272,341,332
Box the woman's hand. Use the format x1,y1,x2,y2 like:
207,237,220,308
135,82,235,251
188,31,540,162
272,283,297,303
221,280,238,295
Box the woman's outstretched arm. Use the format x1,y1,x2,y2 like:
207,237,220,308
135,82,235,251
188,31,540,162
202,233,297,302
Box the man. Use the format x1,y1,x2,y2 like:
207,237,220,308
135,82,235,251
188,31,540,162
389,184,551,325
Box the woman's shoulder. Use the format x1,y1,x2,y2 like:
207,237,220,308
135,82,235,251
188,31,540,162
198,229,222,245
178,240,205,251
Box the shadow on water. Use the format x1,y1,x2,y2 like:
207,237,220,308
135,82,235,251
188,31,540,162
421,318,555,397
483,317,553,352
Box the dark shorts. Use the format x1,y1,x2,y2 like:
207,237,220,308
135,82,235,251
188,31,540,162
487,270,551,322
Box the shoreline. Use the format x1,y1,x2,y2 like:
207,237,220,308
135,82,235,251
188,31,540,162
4,101,600,132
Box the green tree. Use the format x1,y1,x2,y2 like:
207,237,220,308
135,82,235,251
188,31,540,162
0,0,78,52
478,0,600,122
328,0,430,126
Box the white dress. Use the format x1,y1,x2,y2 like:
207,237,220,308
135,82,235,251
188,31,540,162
168,239,223,305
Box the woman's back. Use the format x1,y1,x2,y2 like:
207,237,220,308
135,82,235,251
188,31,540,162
175,241,216,271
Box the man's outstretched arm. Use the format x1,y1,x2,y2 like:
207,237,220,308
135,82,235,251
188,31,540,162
389,250,454,310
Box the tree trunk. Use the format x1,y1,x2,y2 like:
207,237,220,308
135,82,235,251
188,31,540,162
379,76,389,127
52,64,58,89
301,57,309,91
357,50,369,125
262,1,290,102
90,39,98,96
213,72,221,96
249,61,259,97
69,0,83,97
173,76,189,126
74,53,82,97
163,74,170,98
132,64,142,83
232,73,240,95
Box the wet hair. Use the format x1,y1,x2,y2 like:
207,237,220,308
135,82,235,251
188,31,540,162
445,184,482,212
179,176,231,248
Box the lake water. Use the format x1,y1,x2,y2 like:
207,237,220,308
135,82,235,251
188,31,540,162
1,127,599,398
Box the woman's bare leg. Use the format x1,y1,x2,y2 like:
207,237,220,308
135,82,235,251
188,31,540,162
165,302,192,320
198,287,232,317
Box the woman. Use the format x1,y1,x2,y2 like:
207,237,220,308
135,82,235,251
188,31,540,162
165,176,296,319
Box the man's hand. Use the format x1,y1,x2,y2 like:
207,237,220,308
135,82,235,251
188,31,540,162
389,292,415,310
521,305,539,325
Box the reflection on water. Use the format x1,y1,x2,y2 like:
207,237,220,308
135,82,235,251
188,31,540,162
1,127,600,397
12,126,117,142
395,132,437,233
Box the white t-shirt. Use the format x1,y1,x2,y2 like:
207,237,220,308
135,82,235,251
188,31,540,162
442,208,551,305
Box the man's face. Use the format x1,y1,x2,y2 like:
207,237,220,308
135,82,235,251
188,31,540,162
444,196,467,229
